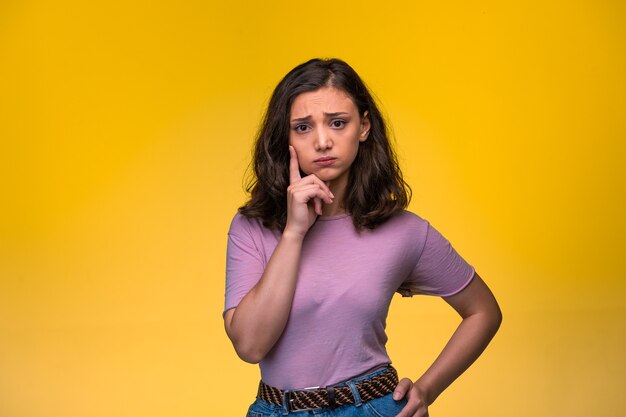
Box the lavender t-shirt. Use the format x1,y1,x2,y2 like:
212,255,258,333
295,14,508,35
223,210,475,389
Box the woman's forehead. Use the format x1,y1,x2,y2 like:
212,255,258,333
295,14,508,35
290,87,357,117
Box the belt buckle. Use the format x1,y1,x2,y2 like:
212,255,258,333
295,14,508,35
284,386,321,412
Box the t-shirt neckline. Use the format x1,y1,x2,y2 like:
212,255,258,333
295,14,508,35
317,213,350,221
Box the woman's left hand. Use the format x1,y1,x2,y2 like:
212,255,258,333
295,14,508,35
393,377,429,417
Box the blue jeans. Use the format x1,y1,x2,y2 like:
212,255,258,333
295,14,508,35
245,366,409,417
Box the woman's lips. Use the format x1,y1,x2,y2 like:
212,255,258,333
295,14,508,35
314,157,336,166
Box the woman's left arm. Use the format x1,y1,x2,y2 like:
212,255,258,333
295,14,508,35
394,272,503,417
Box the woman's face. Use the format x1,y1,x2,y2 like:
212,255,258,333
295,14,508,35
288,86,370,187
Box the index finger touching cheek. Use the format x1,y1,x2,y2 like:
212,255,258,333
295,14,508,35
289,145,301,184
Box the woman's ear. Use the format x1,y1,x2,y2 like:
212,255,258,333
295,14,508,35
360,111,371,142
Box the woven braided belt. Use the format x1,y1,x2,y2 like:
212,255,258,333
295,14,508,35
257,365,399,411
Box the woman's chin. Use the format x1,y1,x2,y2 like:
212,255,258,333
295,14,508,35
301,170,330,181
315,173,336,182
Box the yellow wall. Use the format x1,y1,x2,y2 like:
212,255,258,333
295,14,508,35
1,1,624,416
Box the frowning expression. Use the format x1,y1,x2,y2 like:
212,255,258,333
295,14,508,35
288,86,370,187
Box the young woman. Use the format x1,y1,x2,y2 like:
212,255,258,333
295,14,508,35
223,58,502,417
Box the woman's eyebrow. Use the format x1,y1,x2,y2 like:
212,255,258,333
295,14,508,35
290,115,311,123
324,112,349,117
290,112,350,123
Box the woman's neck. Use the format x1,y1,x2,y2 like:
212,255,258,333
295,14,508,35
321,176,347,216
321,206,346,217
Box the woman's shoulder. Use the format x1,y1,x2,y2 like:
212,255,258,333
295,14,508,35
229,211,258,232
228,210,278,237
229,210,250,226
367,209,430,237
387,209,428,227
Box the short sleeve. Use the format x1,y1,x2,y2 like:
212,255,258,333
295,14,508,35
223,213,265,318
396,221,475,298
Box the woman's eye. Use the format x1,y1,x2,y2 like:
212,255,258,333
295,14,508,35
294,125,310,133
331,120,346,128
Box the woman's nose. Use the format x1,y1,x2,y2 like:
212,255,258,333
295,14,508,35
315,128,333,150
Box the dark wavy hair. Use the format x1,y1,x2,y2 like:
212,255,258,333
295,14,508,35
239,58,411,231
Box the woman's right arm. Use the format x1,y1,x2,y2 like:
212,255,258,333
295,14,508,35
224,146,333,363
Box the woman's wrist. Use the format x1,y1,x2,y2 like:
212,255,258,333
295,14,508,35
281,227,307,242
413,378,435,406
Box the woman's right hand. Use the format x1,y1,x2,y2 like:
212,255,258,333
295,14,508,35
285,145,334,238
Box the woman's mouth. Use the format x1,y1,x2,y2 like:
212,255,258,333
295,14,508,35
314,157,337,166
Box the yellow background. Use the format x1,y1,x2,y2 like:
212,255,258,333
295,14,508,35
1,1,624,416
